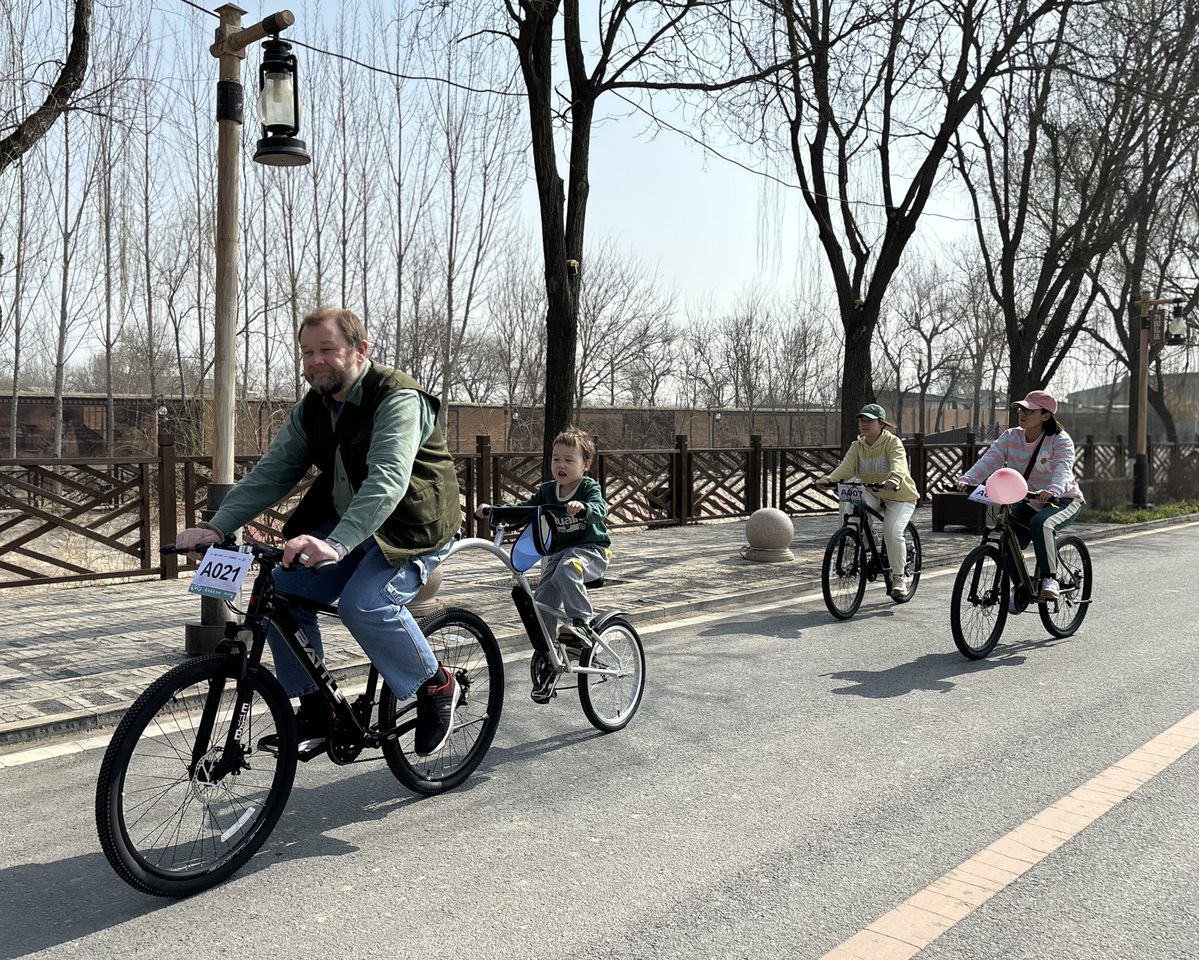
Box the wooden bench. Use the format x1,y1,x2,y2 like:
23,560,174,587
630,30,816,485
930,491,987,534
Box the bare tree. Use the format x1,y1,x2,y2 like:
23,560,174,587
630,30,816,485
952,0,1199,424
574,238,677,409
502,0,776,466
715,0,1079,446
0,0,92,176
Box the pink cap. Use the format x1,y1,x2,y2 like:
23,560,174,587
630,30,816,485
1011,390,1058,415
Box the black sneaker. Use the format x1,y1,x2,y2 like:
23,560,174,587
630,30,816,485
414,666,459,756
259,707,330,759
565,618,594,649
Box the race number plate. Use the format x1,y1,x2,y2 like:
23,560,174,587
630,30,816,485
967,483,995,506
188,547,254,601
837,482,864,504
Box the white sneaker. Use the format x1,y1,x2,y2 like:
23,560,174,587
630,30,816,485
1039,577,1060,601
889,574,908,599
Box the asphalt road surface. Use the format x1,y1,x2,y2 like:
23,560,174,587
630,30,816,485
1,522,1196,960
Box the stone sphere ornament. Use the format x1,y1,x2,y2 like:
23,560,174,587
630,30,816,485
741,507,795,562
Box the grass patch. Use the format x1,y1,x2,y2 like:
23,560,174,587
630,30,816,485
1084,500,1199,524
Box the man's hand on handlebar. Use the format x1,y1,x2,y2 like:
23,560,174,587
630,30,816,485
175,526,221,559
282,534,340,568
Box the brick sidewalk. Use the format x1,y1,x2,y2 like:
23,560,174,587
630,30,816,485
0,511,1142,749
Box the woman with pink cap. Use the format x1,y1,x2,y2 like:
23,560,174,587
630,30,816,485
956,390,1085,604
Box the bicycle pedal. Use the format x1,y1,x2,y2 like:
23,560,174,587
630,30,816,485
530,685,555,704
296,736,328,762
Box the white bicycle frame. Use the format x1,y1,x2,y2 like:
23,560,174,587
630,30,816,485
446,525,628,681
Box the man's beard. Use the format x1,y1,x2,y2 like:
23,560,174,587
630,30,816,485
307,368,348,396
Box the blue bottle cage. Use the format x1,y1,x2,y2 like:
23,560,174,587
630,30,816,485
509,506,559,572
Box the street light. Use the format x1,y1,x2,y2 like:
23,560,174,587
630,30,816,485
1168,305,1188,347
1131,290,1188,508
187,5,303,655
253,35,309,167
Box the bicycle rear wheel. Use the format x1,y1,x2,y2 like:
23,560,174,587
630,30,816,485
1039,535,1092,638
889,522,923,603
822,527,866,619
578,616,646,733
380,607,504,795
950,544,1008,659
95,656,297,897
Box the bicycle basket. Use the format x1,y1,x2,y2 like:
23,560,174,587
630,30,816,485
509,506,561,572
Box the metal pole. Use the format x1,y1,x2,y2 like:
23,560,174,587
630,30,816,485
187,3,247,654
1134,314,1149,508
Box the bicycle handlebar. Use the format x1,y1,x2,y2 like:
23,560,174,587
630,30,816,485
821,480,887,491
161,540,338,573
483,503,570,529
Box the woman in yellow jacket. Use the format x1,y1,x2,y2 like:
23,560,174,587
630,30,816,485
821,404,920,599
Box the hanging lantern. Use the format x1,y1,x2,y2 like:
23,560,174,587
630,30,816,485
253,36,310,167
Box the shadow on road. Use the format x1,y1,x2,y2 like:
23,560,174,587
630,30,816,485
822,634,1069,698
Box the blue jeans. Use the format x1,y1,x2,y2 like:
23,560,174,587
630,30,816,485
266,523,453,701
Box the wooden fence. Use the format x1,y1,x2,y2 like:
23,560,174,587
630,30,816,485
0,430,1193,588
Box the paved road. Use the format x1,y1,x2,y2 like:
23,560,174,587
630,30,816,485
1,521,1196,959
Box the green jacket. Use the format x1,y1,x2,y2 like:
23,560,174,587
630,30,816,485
211,361,461,565
518,476,611,551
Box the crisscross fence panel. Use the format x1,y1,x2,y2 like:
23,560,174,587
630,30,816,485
688,447,753,519
596,449,674,527
764,447,842,514
180,456,317,547
0,458,155,586
1,429,1192,588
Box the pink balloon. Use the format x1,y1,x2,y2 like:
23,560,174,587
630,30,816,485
985,467,1028,505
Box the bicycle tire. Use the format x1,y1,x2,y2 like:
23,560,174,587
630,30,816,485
822,527,866,620
95,655,297,897
888,522,923,603
950,543,1008,659
1039,535,1092,638
379,607,504,795
578,616,646,733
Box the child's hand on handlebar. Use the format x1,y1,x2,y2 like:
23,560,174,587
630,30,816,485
1028,489,1054,504
474,503,491,519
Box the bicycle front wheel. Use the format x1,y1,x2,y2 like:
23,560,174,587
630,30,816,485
95,655,297,897
950,544,1008,660
822,527,866,619
578,616,646,733
380,607,504,795
1039,535,1092,638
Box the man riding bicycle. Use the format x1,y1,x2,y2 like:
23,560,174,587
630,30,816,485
175,306,463,758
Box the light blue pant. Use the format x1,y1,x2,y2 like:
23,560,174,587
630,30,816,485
266,525,453,701
536,544,610,624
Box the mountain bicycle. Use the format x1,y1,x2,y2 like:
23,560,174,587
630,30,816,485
820,481,922,620
949,487,1092,660
95,540,504,898
458,503,646,732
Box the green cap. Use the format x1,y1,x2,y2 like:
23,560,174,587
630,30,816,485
857,403,887,421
